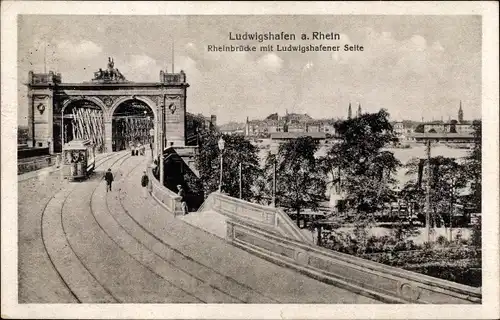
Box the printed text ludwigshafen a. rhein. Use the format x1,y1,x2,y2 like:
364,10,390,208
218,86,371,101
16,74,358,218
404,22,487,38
228,31,341,42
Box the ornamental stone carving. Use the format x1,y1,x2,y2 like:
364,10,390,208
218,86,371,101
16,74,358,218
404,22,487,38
295,250,309,265
101,96,115,107
33,94,49,100
153,96,162,106
99,95,124,108
397,282,422,301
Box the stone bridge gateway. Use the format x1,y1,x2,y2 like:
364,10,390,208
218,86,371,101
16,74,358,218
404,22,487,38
26,58,189,155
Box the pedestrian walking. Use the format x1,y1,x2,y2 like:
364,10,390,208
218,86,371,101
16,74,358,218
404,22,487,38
104,168,114,192
177,184,188,215
141,171,149,198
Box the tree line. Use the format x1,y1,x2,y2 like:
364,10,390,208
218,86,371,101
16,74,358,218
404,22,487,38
194,109,482,228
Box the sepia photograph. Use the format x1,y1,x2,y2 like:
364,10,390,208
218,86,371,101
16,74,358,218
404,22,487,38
1,1,499,319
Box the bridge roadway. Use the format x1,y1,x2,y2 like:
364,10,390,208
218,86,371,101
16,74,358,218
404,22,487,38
18,152,378,303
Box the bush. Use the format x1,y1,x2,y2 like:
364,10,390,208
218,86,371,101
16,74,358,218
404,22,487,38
469,222,481,247
436,235,449,246
406,263,481,287
320,227,482,287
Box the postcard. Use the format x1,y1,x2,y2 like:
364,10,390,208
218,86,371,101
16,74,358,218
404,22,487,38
1,1,498,319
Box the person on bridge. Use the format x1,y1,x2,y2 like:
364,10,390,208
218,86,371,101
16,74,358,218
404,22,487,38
104,168,114,192
177,185,188,215
141,171,149,198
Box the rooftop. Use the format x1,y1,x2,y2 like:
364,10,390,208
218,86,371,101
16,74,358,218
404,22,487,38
408,132,475,139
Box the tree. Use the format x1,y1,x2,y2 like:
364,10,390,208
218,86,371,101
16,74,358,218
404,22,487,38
414,124,425,133
195,132,262,201
323,109,401,217
404,156,468,229
267,137,327,227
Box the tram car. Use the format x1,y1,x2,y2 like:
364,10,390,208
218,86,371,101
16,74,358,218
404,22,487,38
62,139,96,180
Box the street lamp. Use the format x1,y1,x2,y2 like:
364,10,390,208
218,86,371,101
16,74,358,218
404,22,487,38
149,126,154,161
218,137,225,192
270,143,279,207
159,104,165,186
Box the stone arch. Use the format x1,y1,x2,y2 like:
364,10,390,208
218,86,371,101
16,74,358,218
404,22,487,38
62,96,108,117
108,95,157,152
108,95,157,121
59,96,108,153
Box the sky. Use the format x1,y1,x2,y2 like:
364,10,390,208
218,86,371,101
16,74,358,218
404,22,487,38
18,15,481,125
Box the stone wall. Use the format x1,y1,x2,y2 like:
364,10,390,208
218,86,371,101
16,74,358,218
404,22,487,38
147,167,183,215
148,173,481,304
227,219,481,304
199,192,312,244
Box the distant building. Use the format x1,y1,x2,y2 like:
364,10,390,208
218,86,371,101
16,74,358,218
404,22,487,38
185,112,217,145
458,100,464,123
356,103,362,118
423,122,473,134
245,113,339,138
407,132,475,144
419,101,474,136
393,121,405,136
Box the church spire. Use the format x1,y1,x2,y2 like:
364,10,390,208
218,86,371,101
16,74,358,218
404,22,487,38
458,100,464,123
357,103,362,117
348,103,352,119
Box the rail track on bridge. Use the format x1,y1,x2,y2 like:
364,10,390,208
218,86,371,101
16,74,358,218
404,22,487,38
39,151,280,303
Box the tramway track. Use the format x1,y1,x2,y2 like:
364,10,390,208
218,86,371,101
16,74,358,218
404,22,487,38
88,157,206,303
113,159,279,303
41,151,278,303
57,152,133,302
40,151,129,303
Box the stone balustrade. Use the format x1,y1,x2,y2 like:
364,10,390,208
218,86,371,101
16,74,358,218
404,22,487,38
227,219,482,304
147,168,183,215
147,171,481,304
28,71,62,84
200,192,312,243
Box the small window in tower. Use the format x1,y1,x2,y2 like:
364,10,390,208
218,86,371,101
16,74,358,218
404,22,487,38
38,142,43,147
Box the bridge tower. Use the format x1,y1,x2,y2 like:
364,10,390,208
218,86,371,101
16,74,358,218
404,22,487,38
26,71,61,153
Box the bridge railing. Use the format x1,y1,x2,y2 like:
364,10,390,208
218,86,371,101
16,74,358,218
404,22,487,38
146,168,481,303
227,219,482,304
198,192,312,244
147,167,183,215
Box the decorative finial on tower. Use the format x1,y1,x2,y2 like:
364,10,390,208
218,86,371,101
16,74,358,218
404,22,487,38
348,102,352,119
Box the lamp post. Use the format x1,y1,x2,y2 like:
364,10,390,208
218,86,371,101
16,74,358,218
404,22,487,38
424,139,432,242
218,137,225,192
239,162,242,199
270,143,279,207
159,104,165,186
143,110,147,144
61,108,64,150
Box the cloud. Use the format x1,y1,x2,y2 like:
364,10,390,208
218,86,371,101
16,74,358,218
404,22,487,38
129,54,156,69
122,54,161,82
55,40,102,60
431,41,445,52
257,53,283,72
408,35,427,51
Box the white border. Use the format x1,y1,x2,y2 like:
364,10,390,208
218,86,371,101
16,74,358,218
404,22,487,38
2,1,499,319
